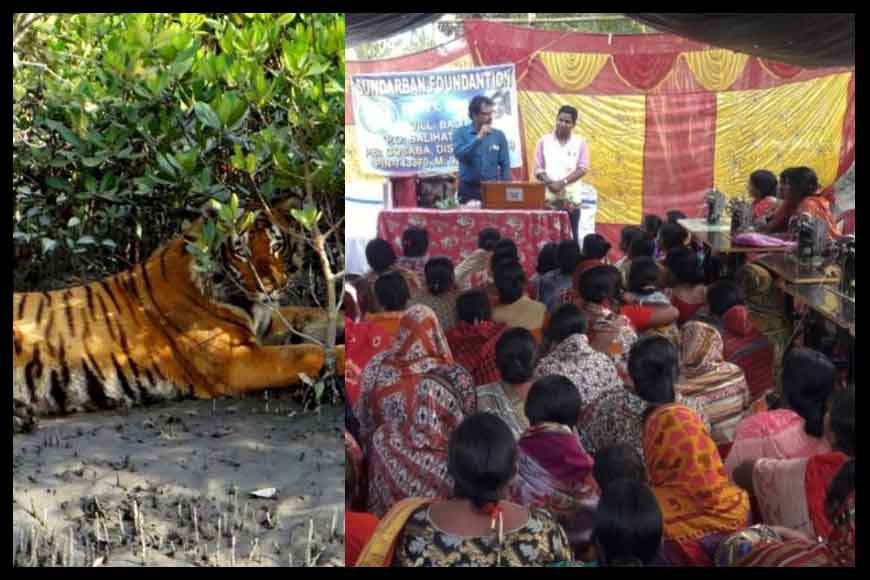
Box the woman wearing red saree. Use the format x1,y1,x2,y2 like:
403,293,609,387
748,169,780,226
445,289,507,387
644,404,751,566
761,166,841,239
354,304,476,516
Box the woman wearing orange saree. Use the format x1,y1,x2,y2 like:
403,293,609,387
643,404,751,566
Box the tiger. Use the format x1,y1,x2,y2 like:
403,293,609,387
12,199,344,433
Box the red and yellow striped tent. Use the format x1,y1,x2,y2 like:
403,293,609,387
346,20,854,251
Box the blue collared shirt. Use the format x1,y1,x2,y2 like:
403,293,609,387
452,123,511,198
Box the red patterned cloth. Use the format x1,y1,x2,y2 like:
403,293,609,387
346,317,394,407
377,209,572,279
445,320,507,387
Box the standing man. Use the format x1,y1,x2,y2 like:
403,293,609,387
534,105,595,245
452,95,511,206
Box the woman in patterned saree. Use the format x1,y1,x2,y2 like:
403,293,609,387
444,289,507,387
354,304,476,516
643,404,751,566
676,320,751,451
358,412,571,567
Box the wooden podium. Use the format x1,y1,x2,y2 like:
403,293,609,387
482,181,546,210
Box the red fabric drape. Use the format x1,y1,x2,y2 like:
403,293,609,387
642,92,718,220
760,58,803,80
612,53,680,91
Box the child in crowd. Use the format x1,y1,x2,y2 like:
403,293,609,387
396,227,429,281
455,227,501,290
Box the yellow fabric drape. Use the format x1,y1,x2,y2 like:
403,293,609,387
345,124,387,185
519,91,645,225
713,72,851,198
538,51,610,92
684,49,749,92
436,54,475,71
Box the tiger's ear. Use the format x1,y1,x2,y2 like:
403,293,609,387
267,196,304,231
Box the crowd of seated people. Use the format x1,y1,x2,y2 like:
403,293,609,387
345,167,853,566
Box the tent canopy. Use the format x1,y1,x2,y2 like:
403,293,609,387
346,13,442,48
627,13,854,68
346,13,855,67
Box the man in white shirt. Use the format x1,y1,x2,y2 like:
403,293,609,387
534,106,597,247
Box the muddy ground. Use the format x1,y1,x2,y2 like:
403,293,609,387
12,391,345,567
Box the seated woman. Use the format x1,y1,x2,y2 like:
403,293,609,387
732,385,853,543
455,227,501,290
724,348,835,478
491,261,547,340
360,413,572,566
747,169,780,227
364,271,411,336
665,246,708,324
613,226,647,287
409,257,459,332
641,213,664,257
620,257,680,345
676,320,751,450
529,241,559,300
734,264,791,387
575,265,638,380
538,239,580,311
644,404,751,566
579,336,710,459
396,227,429,281
445,290,507,387
706,280,775,402
593,444,647,489
574,233,612,286
509,375,600,522
355,238,420,315
761,166,841,239
534,304,621,418
477,328,537,439
354,305,475,515
483,241,522,307
587,479,664,567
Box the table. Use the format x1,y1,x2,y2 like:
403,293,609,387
754,253,841,285
781,284,854,337
377,208,573,277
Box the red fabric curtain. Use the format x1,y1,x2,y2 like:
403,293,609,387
612,53,680,91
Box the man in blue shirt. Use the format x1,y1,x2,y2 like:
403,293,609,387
452,95,512,205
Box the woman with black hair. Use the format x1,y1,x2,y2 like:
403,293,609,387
642,214,663,241
733,386,854,567
355,238,421,315
361,413,571,566
362,271,412,336
578,336,710,458
477,328,538,439
613,226,646,286
537,240,580,311
575,264,637,379
397,227,430,281
491,261,547,340
455,227,502,290
534,304,621,417
408,256,459,332
619,257,680,343
445,289,507,387
529,241,560,300
573,233,612,287
761,166,841,239
665,246,708,324
732,372,851,543
747,169,780,227
509,375,599,535
591,479,664,566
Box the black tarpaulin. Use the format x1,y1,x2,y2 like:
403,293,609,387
346,13,443,48
628,13,854,68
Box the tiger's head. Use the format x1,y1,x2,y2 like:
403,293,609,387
221,215,295,303
187,198,303,306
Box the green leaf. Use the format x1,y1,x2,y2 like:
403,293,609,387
67,217,81,228
77,235,96,245
81,157,104,168
101,239,117,249
46,177,72,192
193,101,222,130
245,152,257,175
41,238,58,254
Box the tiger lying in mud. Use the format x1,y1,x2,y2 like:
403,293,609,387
12,199,344,433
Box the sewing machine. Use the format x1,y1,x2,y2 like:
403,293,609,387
830,235,855,298
727,198,753,235
704,189,727,225
789,213,828,267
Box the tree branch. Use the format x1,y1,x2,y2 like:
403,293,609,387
13,13,47,49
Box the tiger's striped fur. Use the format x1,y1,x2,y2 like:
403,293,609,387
12,207,344,432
